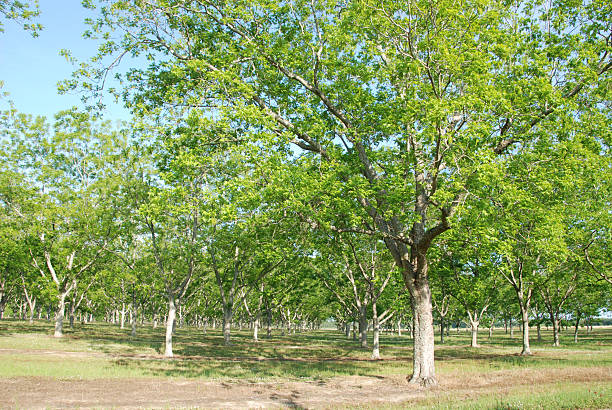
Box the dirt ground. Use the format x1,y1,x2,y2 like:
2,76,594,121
2,365,611,409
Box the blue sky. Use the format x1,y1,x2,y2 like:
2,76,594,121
0,0,130,121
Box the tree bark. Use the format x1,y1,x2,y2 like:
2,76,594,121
54,291,69,338
359,305,368,348
267,307,272,337
131,305,137,337
223,304,232,346
28,298,36,324
551,313,560,347
371,302,380,359
470,320,480,347
408,278,436,387
120,303,126,329
520,308,531,355
164,295,176,358
253,313,260,342
0,281,8,320
69,303,76,329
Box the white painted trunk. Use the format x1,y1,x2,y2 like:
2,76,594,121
371,303,380,360
520,308,531,355
165,296,176,358
253,314,260,342
27,299,36,324
54,293,68,338
470,321,480,347
120,303,126,329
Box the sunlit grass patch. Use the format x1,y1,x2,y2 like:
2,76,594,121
410,381,612,409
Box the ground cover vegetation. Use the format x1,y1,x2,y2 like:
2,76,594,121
0,320,611,408
0,0,611,406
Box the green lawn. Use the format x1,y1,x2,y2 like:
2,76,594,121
1,320,611,408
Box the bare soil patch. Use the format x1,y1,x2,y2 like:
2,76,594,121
2,366,611,409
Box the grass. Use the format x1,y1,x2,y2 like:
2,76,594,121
409,381,612,409
1,320,611,407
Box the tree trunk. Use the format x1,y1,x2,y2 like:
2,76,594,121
537,322,541,342
397,318,402,337
54,292,69,338
440,318,444,344
164,295,176,358
27,298,36,324
120,303,126,329
573,315,580,343
69,303,76,329
131,306,137,337
178,304,183,329
359,305,368,348
408,279,436,387
223,304,232,346
0,287,6,320
520,308,531,355
586,317,591,334
551,313,560,347
470,320,480,347
253,313,260,342
267,308,272,338
371,302,380,360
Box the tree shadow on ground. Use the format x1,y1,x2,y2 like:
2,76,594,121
111,354,385,380
3,320,612,380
